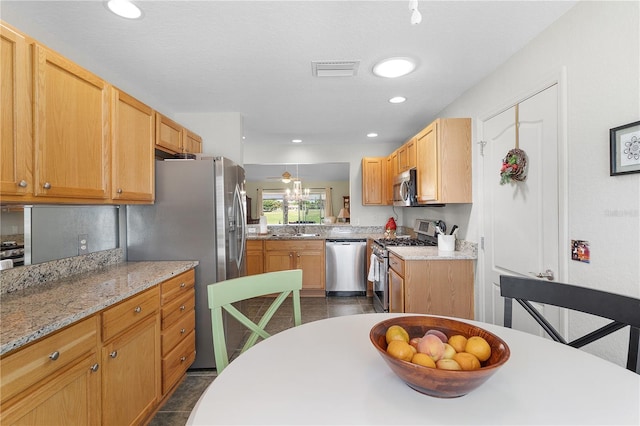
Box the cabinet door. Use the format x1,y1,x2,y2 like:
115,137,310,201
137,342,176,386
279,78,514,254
405,137,417,170
112,90,154,202
264,250,293,272
297,250,324,291
155,113,183,154
416,122,438,202
0,24,31,198
385,155,394,205
102,315,160,426
388,268,404,313
0,353,101,426
361,157,384,205
183,129,202,154
34,45,110,200
397,145,408,172
246,240,264,276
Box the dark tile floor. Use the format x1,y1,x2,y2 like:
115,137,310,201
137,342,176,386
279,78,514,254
149,295,375,426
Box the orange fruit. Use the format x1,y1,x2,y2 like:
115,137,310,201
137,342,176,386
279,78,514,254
385,325,410,344
453,352,481,370
448,334,468,353
465,336,491,362
411,353,436,368
386,340,414,361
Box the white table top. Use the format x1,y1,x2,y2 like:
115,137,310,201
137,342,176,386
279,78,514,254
187,313,640,425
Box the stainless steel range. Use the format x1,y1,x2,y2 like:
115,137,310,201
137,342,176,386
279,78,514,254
371,219,445,313
0,241,25,268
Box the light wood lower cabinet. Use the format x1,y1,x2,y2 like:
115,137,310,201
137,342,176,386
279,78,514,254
159,269,196,396
246,240,264,276
101,287,160,426
0,268,199,426
264,240,325,296
0,316,101,426
388,252,474,319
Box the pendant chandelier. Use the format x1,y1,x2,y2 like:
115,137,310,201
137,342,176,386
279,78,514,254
285,165,310,202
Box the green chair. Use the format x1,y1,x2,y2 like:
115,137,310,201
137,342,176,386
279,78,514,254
208,269,303,373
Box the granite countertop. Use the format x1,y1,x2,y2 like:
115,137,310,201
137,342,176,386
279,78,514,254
0,260,198,356
387,245,477,260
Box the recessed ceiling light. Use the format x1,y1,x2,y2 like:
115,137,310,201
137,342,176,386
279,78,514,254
291,139,302,143
372,57,416,78
367,133,378,138
389,96,407,104
106,0,142,19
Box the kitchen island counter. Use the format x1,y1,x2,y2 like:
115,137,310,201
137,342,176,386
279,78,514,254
0,260,198,356
388,244,477,261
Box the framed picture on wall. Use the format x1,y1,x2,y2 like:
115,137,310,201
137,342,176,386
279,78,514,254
610,120,640,176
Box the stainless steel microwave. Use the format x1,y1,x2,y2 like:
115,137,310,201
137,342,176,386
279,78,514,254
392,169,418,206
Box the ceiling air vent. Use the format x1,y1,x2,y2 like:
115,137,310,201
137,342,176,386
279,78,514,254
311,60,360,77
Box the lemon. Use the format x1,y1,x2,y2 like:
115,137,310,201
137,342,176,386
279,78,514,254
465,336,491,362
385,325,410,344
448,334,468,353
386,340,414,361
411,353,436,368
453,352,481,370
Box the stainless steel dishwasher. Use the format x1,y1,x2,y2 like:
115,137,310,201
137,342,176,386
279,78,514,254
325,239,367,296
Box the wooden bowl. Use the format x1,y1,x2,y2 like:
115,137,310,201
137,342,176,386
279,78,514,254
370,316,510,398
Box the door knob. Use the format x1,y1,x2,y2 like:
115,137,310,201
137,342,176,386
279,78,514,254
18,180,27,188
531,269,554,280
43,182,52,189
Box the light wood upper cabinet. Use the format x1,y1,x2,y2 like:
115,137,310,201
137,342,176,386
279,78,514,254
415,118,471,204
112,90,155,202
362,157,385,205
155,113,183,154
397,137,416,173
1,24,32,199
183,129,202,154
34,44,110,201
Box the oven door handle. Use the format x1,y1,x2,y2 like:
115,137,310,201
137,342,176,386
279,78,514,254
399,180,409,202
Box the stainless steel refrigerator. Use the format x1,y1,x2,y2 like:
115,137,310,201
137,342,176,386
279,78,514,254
126,157,246,369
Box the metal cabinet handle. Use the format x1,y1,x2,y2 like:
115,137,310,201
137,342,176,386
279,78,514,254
110,351,118,358
117,188,123,194
18,180,27,188
43,182,51,189
90,363,100,372
134,306,142,313
180,328,186,334
49,351,60,361
180,305,186,311
180,282,186,288
180,356,186,362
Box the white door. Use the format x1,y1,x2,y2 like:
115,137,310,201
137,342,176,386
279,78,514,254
481,84,561,337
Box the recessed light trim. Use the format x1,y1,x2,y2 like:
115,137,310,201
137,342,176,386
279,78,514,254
106,0,142,19
372,57,416,78
389,96,407,104
367,133,378,138
291,139,302,143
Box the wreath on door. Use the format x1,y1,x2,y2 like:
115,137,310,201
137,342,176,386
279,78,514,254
499,104,529,185
500,148,528,185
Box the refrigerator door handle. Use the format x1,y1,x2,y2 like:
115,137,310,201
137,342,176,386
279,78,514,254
233,184,246,270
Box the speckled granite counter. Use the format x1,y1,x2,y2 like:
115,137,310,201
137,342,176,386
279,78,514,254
0,260,198,356
387,244,477,260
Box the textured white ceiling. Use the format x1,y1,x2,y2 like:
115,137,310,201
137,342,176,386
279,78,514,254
1,0,576,150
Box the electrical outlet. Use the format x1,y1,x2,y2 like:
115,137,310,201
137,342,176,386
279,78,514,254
78,234,89,255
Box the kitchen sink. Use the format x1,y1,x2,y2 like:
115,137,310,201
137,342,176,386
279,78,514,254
271,233,321,238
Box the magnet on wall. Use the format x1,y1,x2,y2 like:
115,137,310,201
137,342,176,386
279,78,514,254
571,240,590,263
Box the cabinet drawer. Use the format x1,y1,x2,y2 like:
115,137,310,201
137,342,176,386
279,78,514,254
161,309,195,357
265,240,324,252
160,269,195,305
0,316,98,402
102,287,159,342
161,289,195,329
162,330,195,395
388,253,404,276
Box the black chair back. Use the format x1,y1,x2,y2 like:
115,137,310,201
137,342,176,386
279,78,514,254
500,275,640,374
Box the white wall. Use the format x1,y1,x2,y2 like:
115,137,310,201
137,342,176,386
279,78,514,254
429,1,639,367
175,112,245,165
